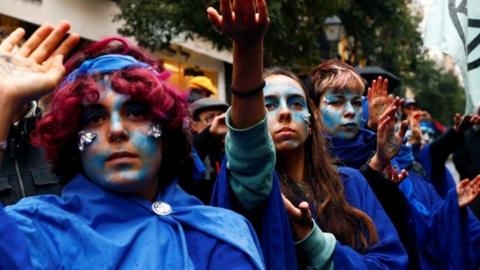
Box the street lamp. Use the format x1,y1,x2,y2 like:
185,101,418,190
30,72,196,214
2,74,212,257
324,16,344,43
323,16,345,59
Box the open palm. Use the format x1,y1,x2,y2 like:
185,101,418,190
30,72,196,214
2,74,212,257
457,175,480,208
0,22,79,115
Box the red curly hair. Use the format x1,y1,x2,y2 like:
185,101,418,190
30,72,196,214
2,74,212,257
32,37,191,184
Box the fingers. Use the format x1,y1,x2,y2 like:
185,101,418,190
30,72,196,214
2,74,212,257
221,0,233,30
470,175,480,191
397,120,409,139
298,201,312,220
243,0,256,25
29,21,72,64
367,87,373,100
0,28,26,53
207,7,223,31
50,32,80,58
457,179,470,192
233,0,248,23
397,169,408,182
377,115,390,135
17,23,54,57
282,194,302,218
41,54,65,90
256,0,269,24
381,78,389,96
281,194,311,221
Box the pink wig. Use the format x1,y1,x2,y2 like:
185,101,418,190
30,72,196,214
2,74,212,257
32,37,191,183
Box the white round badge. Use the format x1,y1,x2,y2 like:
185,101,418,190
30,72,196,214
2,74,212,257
152,201,172,216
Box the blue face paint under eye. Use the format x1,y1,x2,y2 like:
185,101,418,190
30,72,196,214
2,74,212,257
263,75,312,151
320,89,362,140
79,82,163,194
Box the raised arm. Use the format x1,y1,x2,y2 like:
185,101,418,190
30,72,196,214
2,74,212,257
207,0,269,128
0,22,79,164
208,0,274,211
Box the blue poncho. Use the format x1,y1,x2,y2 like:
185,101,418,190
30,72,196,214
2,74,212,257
393,147,480,270
0,174,264,269
212,161,408,269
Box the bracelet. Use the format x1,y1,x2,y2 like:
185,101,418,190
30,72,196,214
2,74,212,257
231,80,266,97
0,140,7,151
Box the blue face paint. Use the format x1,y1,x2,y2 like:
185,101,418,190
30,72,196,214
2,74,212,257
264,75,310,151
320,89,362,140
80,78,162,194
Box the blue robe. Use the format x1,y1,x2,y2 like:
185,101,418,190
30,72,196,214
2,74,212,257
331,133,480,269
394,151,480,270
328,128,376,169
0,174,264,269
212,161,408,269
416,143,456,199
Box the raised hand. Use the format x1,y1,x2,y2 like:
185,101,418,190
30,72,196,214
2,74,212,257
457,175,480,208
0,21,79,120
207,0,269,47
209,113,228,138
367,76,394,130
207,0,270,129
384,164,408,184
369,98,407,172
407,110,423,145
453,113,480,133
282,194,313,241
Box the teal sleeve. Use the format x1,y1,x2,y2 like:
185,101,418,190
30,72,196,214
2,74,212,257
294,220,336,270
225,108,276,211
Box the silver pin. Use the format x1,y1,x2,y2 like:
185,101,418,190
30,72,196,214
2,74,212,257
302,112,311,125
152,201,172,216
78,131,97,151
147,124,162,139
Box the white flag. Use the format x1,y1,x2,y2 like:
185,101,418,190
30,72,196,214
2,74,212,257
424,0,480,113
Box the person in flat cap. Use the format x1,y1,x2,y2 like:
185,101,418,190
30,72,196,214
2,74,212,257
187,76,218,103
182,98,229,204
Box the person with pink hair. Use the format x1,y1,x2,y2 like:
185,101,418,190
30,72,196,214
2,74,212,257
0,23,264,269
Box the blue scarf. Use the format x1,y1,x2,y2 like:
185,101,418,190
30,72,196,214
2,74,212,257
211,160,298,270
4,175,264,269
328,128,377,169
63,54,155,83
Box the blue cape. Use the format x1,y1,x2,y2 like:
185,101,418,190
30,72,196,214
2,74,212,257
328,128,376,169
212,160,408,269
395,146,480,269
2,174,264,269
417,143,456,198
398,171,480,269
211,160,298,270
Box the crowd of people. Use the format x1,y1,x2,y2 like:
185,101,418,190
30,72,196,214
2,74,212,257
0,0,479,269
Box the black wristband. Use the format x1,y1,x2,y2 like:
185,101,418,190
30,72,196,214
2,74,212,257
231,80,266,97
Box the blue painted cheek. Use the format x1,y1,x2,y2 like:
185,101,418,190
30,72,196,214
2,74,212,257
321,107,341,131
292,110,309,132
131,131,160,156
352,107,362,126
130,131,162,180
81,135,112,185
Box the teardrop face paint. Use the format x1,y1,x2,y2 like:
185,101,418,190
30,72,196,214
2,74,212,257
320,89,362,140
264,75,310,152
79,77,162,195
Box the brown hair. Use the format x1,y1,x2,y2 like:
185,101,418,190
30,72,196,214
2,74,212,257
264,68,378,251
310,60,365,105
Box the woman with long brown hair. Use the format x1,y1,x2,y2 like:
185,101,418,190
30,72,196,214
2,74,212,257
208,0,407,269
